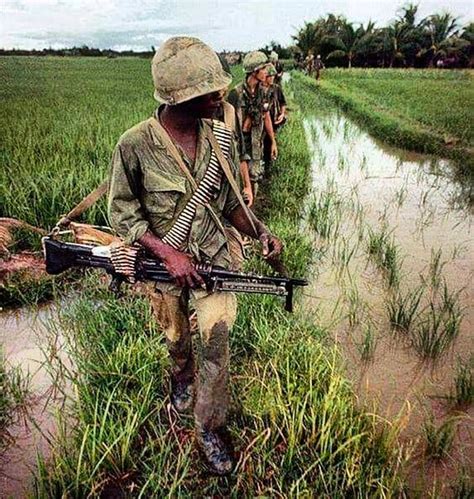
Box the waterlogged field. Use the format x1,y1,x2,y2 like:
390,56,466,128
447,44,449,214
291,74,473,495
316,68,474,175
1,58,406,496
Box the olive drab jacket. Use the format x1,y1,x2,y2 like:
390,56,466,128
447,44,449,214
227,82,269,161
107,110,241,276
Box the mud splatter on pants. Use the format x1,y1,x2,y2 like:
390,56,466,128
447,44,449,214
149,289,237,431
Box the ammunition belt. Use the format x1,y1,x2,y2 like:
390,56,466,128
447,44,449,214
162,120,232,250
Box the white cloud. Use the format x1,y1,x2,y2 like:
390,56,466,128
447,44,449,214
1,0,473,51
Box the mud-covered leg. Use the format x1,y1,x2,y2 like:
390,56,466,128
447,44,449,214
149,287,194,412
193,292,237,474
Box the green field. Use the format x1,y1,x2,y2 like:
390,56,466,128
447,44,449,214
2,57,473,496
312,68,474,173
1,57,407,496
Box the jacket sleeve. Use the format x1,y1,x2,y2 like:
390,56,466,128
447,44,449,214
107,142,149,245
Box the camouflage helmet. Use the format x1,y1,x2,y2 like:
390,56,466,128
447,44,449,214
243,51,268,73
269,50,279,62
266,64,277,77
151,36,232,105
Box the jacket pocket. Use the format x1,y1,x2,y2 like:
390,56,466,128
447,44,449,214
142,168,187,219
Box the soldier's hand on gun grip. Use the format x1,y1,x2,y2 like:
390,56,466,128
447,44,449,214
161,248,205,289
259,232,283,260
271,140,278,161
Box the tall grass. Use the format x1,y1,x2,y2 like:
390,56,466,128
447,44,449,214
33,70,406,496
0,345,30,449
1,57,156,231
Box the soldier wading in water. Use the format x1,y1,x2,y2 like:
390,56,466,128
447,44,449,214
107,37,282,475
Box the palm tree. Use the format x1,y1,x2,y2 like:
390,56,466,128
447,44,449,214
379,4,425,67
324,21,375,68
420,13,468,67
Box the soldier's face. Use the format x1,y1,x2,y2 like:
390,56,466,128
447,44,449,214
255,66,268,82
185,89,226,118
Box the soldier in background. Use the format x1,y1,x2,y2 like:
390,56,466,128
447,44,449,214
269,50,284,84
314,54,325,80
305,51,315,76
262,64,287,168
228,51,277,199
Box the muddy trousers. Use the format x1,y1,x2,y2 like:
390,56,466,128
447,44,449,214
150,289,237,431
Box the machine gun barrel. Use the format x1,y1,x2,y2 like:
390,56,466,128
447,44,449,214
43,238,307,312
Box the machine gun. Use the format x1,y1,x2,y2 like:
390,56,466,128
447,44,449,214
43,237,307,312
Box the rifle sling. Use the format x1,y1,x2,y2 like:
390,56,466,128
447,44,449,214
59,180,109,227
205,123,258,237
148,117,228,240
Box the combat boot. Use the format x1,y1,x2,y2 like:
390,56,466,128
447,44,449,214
170,380,194,413
197,428,234,476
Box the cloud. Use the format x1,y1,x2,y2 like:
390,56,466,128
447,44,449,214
1,0,473,51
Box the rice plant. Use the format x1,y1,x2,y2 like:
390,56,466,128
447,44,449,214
356,324,377,362
367,226,401,288
422,416,456,460
427,248,447,290
386,285,424,333
0,346,30,448
307,186,343,240
412,299,462,360
450,358,473,407
451,468,474,499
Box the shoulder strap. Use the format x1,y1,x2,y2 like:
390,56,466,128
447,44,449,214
222,101,237,133
58,180,109,227
148,117,227,236
207,121,258,237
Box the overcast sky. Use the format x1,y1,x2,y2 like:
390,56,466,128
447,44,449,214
1,0,473,52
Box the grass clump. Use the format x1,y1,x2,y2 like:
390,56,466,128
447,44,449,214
356,324,377,362
450,358,473,408
387,285,424,333
422,416,456,461
308,187,343,240
411,282,463,360
0,345,30,448
367,226,401,288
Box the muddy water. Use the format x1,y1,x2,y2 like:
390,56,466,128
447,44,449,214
302,112,473,494
0,304,68,498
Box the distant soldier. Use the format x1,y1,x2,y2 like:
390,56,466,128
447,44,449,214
262,64,287,167
314,54,325,80
269,50,284,84
305,51,315,76
228,51,277,198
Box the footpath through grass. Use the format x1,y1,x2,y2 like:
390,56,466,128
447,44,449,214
308,68,474,177
32,66,405,495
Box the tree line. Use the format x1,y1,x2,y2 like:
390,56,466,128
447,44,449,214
288,5,473,68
